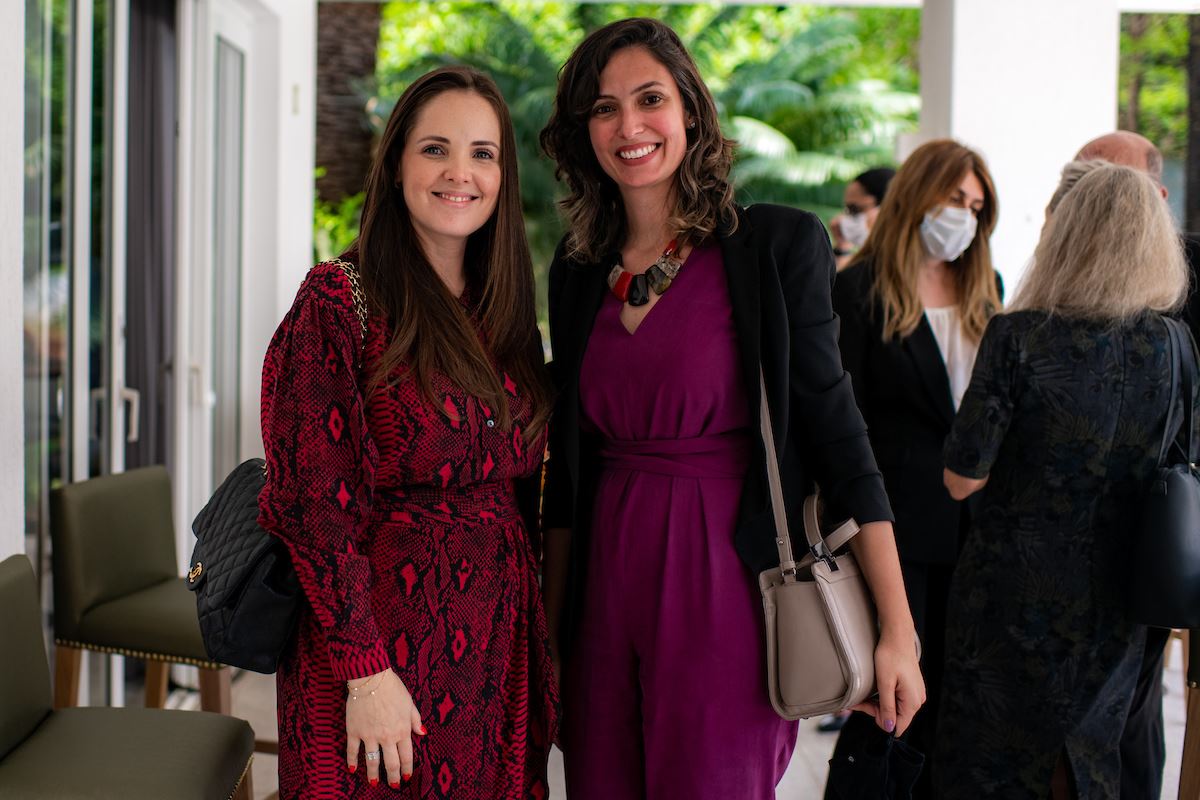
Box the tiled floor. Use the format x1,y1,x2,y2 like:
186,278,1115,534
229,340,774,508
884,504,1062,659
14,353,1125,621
215,637,1190,799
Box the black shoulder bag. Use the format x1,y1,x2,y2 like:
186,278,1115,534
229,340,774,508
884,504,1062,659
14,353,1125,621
1132,316,1200,629
187,260,368,673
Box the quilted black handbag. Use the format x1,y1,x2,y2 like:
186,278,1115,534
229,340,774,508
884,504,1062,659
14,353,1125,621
1131,316,1200,629
187,459,300,673
187,259,368,673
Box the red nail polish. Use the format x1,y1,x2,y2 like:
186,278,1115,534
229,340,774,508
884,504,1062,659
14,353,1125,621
418,724,427,735
369,778,379,787
347,764,357,773
403,773,412,783
390,781,401,789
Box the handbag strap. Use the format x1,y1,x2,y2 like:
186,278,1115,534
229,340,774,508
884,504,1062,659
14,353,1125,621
328,259,369,353
265,261,369,482
758,369,861,582
1159,317,1198,466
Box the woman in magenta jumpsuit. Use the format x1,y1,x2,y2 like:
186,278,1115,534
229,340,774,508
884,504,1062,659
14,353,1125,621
258,67,556,799
539,18,924,800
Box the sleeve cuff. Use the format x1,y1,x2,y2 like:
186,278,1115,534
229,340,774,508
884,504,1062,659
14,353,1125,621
944,441,993,479
327,638,392,682
829,473,894,525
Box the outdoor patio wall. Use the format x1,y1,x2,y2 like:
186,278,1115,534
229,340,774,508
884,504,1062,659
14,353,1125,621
243,0,318,464
172,0,317,566
915,0,1120,294
1,2,24,561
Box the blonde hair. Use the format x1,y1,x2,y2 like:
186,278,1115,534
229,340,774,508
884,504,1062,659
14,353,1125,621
1010,163,1187,320
850,139,1001,342
1046,160,1107,215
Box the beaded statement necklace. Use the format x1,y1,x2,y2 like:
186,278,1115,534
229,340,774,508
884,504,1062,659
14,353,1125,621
606,239,684,307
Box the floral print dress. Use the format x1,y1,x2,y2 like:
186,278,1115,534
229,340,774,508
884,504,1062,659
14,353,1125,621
937,310,1188,798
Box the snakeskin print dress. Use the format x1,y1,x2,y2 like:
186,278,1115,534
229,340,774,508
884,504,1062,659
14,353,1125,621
257,263,557,799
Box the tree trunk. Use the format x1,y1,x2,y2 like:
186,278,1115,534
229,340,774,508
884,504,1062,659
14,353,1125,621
1125,14,1148,133
315,3,382,204
1187,13,1200,232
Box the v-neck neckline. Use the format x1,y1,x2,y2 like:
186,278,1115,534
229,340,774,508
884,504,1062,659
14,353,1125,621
612,244,701,337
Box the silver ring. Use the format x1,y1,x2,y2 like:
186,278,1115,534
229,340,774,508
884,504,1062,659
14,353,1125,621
365,750,380,761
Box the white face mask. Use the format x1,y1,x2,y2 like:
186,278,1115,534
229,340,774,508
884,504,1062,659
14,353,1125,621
840,212,870,249
919,205,978,262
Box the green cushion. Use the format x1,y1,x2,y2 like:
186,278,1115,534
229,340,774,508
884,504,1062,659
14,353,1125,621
74,578,211,663
51,467,179,641
0,556,52,760
0,707,253,799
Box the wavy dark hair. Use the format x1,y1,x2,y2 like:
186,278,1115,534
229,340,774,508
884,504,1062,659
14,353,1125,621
346,66,550,437
539,18,737,263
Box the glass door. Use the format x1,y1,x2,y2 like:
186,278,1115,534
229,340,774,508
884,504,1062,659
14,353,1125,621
211,34,245,489
24,0,132,705
23,0,67,590
23,0,128,575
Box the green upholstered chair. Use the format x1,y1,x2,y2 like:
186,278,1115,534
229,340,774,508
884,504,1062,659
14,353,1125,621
0,554,254,799
50,466,232,713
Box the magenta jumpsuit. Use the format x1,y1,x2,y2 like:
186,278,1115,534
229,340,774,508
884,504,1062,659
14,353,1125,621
562,244,797,798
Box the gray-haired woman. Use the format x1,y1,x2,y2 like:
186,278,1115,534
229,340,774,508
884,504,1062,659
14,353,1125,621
939,162,1192,798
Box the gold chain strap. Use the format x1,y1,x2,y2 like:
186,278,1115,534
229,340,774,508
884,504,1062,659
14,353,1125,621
327,258,369,345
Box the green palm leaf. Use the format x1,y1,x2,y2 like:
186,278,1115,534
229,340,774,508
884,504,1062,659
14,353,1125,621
733,80,816,118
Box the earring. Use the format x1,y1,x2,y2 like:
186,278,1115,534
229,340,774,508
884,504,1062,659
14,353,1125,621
687,120,697,130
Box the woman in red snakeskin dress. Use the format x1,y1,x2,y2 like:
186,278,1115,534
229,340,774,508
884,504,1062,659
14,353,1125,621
257,67,557,799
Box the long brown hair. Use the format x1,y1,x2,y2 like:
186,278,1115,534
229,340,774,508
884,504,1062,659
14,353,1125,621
349,66,550,436
539,18,737,263
851,139,1000,342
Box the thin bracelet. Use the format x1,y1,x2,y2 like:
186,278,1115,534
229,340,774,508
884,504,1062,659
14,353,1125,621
347,672,382,699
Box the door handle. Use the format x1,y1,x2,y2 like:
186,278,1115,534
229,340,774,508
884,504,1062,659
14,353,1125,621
189,363,203,407
121,388,140,443
89,387,104,441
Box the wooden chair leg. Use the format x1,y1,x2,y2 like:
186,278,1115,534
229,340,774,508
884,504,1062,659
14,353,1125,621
198,665,232,714
53,644,83,709
1181,685,1200,800
144,660,170,708
233,759,253,800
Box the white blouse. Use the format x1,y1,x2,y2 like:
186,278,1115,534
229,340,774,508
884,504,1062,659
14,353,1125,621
924,306,978,410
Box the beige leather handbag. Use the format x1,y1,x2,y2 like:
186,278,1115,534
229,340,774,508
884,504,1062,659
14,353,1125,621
757,372,881,720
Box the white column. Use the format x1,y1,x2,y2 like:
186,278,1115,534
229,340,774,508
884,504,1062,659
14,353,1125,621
266,0,317,322
242,0,317,463
171,0,316,561
0,1,24,561
915,0,1122,295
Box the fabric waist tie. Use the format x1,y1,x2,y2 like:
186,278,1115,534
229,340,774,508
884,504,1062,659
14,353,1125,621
372,482,522,527
599,431,751,479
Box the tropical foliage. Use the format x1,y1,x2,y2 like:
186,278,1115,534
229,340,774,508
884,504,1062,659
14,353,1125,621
1119,13,1188,161
314,3,924,310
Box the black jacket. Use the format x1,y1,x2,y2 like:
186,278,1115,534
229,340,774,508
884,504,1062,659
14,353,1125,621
832,260,1002,565
543,204,894,645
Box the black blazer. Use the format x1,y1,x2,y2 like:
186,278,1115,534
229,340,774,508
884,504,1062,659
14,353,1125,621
832,260,1002,565
543,204,893,646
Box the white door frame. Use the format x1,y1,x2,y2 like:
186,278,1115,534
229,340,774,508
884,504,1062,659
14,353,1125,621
173,0,259,567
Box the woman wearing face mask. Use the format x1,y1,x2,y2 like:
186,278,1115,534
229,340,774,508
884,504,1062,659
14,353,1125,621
827,139,1001,798
539,18,923,799
831,167,896,270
